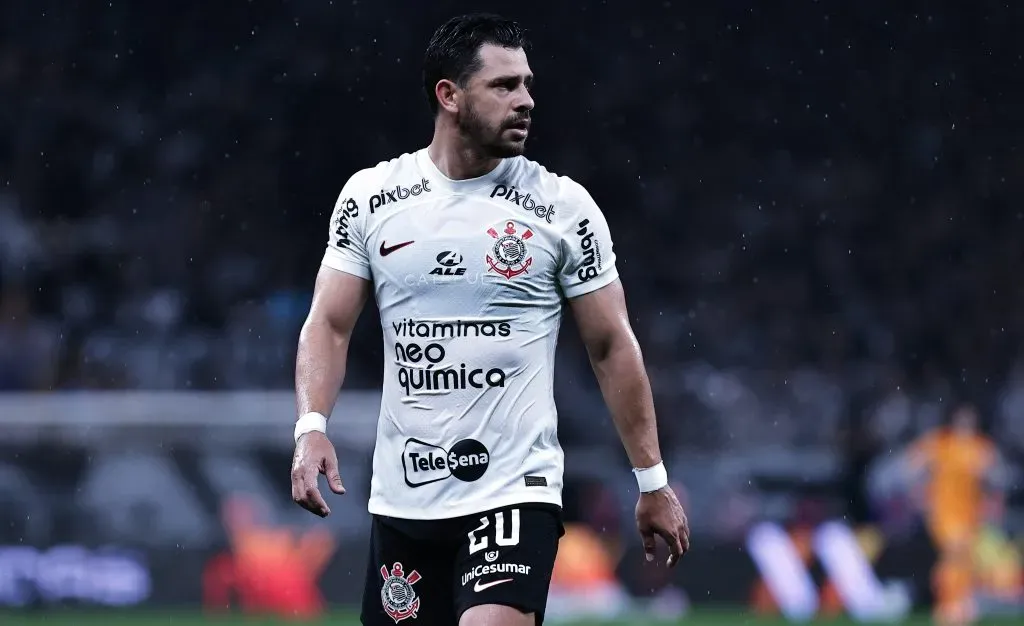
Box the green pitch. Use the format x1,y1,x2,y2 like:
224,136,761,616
0,610,1021,626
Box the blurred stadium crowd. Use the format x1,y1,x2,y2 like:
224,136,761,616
1,0,1022,460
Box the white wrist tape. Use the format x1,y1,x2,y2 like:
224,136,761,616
633,461,668,493
294,412,328,443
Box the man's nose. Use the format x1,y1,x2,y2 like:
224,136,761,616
514,86,534,111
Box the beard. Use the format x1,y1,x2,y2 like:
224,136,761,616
457,100,528,158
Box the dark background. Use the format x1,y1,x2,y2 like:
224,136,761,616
3,0,1021,400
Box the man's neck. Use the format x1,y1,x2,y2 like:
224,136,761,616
427,124,502,181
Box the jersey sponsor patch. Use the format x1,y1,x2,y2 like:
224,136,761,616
429,250,466,276
402,438,490,488
380,562,421,623
394,339,508,398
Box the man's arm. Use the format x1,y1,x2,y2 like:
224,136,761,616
570,278,689,566
556,179,688,564
568,278,660,469
291,266,370,517
296,266,371,417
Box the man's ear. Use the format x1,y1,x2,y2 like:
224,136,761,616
435,79,460,114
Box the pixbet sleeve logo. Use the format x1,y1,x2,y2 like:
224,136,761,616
333,198,359,249
574,218,602,282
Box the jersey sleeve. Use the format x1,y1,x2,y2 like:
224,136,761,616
321,173,372,280
557,182,619,298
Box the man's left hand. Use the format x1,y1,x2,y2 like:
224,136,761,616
636,486,690,567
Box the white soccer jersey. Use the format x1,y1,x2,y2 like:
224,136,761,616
321,149,618,520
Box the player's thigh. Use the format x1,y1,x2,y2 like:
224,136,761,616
460,603,535,626
454,506,562,625
361,516,458,626
928,519,974,557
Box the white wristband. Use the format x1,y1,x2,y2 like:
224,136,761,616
294,412,328,443
633,461,669,493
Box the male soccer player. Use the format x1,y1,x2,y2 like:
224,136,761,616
907,403,1000,626
290,13,689,626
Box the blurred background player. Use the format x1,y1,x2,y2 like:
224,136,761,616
906,402,1001,625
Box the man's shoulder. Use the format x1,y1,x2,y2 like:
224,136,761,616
344,151,421,192
502,158,603,229
504,157,595,210
337,152,433,217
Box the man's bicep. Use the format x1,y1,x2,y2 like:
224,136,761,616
306,265,371,337
568,278,638,359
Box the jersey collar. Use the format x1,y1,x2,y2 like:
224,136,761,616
416,149,513,194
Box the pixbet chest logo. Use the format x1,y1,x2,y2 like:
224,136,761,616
369,178,432,213
490,184,555,223
486,221,534,279
403,438,490,488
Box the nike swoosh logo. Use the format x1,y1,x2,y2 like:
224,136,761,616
473,578,513,593
380,240,415,256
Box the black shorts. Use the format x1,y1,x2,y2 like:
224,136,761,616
361,503,563,626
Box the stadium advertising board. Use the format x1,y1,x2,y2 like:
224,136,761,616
0,524,936,620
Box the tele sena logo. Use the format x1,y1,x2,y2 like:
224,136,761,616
403,438,490,488
407,448,488,474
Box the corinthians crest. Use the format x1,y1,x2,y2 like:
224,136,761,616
486,221,534,279
380,562,421,623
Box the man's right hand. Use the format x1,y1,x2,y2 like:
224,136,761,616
291,431,346,517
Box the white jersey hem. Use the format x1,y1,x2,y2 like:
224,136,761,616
321,248,371,280
562,267,620,299
367,491,563,520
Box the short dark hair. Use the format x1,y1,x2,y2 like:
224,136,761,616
422,13,529,116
